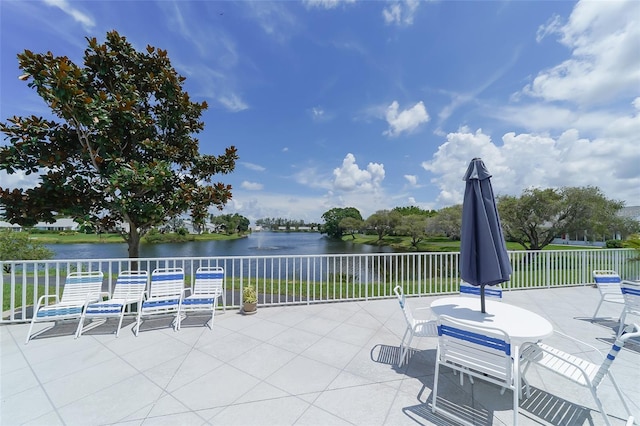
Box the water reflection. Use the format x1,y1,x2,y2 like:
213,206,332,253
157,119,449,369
47,232,393,259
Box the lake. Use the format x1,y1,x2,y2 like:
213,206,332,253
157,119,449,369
46,232,394,259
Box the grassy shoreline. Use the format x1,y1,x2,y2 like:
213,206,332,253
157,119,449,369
29,232,246,244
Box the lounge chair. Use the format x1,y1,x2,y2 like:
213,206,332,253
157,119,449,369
177,266,225,330
134,268,185,336
26,271,104,344
76,270,148,338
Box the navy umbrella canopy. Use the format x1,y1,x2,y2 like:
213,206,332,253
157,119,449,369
460,158,512,313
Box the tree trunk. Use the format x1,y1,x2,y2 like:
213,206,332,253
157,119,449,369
128,226,141,260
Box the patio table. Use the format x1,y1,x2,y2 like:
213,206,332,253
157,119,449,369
430,296,553,345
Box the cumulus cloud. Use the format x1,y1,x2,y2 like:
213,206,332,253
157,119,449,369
522,0,640,106
333,153,385,192
241,181,264,191
43,0,94,29
383,101,429,137
382,0,420,26
303,0,356,10
422,127,640,208
404,175,418,186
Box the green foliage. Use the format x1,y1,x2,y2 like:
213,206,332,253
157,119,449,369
0,231,53,272
428,204,463,240
339,217,364,239
396,215,428,249
321,207,363,239
606,239,624,248
498,186,630,251
0,31,238,258
211,213,250,234
365,210,402,242
392,206,437,217
242,285,257,304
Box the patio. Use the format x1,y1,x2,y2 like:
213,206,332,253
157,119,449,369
1,286,638,425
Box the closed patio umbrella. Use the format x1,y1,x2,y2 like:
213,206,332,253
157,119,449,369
460,158,512,313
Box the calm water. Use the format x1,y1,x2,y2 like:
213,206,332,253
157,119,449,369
46,232,394,259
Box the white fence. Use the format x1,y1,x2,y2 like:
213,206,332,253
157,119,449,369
2,248,639,323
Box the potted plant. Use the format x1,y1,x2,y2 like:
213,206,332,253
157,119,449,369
242,285,258,314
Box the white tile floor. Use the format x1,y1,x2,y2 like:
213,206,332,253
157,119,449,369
1,286,638,425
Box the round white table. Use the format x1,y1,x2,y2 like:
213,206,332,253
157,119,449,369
430,296,553,344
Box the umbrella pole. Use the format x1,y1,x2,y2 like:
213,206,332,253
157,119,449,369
481,285,486,313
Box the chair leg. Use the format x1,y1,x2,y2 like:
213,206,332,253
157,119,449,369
617,311,628,337
398,328,410,367
116,309,126,338
608,372,633,419
432,359,441,414
25,315,38,345
592,298,604,319
400,333,415,367
591,387,612,426
75,313,87,338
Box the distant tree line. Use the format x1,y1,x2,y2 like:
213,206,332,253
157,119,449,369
255,217,320,231
320,186,640,251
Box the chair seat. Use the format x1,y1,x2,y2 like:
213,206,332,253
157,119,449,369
412,319,438,336
521,343,598,386
36,304,84,318
85,299,129,316
142,297,181,309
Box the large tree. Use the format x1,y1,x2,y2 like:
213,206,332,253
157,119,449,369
320,207,363,239
365,209,402,242
0,31,238,258
498,186,629,250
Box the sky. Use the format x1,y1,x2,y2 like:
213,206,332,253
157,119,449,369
1,0,639,225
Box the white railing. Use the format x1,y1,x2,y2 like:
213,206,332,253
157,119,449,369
2,248,638,323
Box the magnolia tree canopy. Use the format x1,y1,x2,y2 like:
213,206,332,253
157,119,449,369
0,31,238,258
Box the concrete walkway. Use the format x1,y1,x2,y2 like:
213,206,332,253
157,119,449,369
1,286,638,425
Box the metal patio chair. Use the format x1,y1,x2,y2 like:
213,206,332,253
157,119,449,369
134,267,185,336
76,270,148,338
592,270,625,319
176,266,225,330
619,280,640,337
393,285,437,367
26,271,104,344
432,315,520,425
520,323,640,426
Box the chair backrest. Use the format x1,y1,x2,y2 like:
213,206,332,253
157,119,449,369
61,271,104,302
194,266,224,296
112,270,149,299
621,281,640,313
437,315,513,384
592,323,640,387
593,270,622,295
459,281,503,300
394,285,414,325
149,268,185,298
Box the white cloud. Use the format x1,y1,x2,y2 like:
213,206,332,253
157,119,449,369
303,0,356,10
219,93,249,112
332,153,385,192
240,162,266,172
382,0,420,26
522,0,640,106
404,175,418,186
43,0,94,30
422,127,640,208
241,181,264,191
383,101,429,137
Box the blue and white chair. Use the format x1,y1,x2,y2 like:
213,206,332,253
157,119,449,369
76,270,148,338
619,280,640,337
459,280,503,300
26,271,104,344
592,270,625,319
177,266,226,330
134,268,185,336
393,285,437,367
521,324,640,426
432,315,519,425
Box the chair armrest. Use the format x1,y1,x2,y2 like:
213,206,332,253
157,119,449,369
35,294,60,308
552,330,604,359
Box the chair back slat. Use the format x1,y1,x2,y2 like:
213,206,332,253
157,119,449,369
437,316,512,383
593,270,622,295
621,281,640,311
149,268,185,298
394,286,414,325
460,281,503,300
61,271,104,302
194,266,224,296
111,270,149,300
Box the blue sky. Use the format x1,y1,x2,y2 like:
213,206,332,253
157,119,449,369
1,0,639,225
